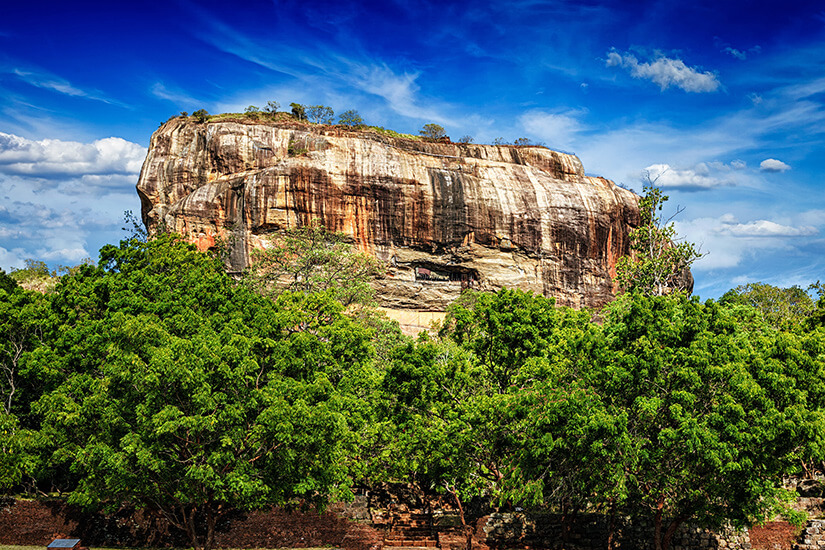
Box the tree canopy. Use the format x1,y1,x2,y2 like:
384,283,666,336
616,183,702,296
4,224,825,550
26,234,377,550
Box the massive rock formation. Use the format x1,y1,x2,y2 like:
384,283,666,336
137,117,649,322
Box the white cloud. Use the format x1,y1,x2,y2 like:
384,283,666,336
759,158,791,172
519,109,584,149
643,162,740,190
720,219,816,237
605,50,720,92
0,132,146,178
0,246,26,271
676,214,818,271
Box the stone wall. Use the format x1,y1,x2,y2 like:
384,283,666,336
479,512,752,550
794,520,825,550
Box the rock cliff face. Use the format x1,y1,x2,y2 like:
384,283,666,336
137,118,644,318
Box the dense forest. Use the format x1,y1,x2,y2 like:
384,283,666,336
2,222,825,550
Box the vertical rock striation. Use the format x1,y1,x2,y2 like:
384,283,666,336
137,118,647,316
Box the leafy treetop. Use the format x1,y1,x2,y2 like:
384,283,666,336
616,180,702,296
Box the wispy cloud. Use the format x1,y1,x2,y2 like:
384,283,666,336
714,38,761,60
605,49,720,92
10,67,123,106
151,82,203,107
193,16,468,128
519,109,584,149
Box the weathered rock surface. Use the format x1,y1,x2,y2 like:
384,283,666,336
137,118,648,315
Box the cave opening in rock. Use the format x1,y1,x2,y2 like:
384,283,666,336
414,263,479,289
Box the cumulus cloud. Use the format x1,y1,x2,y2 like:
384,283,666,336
0,132,146,178
759,158,791,172
676,214,818,271
643,161,742,190
605,50,720,92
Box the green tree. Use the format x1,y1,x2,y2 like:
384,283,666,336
513,137,531,146
0,269,17,294
615,181,702,296
381,290,599,547
337,109,364,127
0,281,50,491
264,100,280,114
419,123,446,140
191,109,209,123
244,105,261,118
458,135,474,144
720,282,817,329
593,293,818,550
290,102,306,120
33,234,373,550
307,105,334,124
244,222,384,308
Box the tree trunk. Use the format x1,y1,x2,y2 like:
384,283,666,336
654,500,664,550
606,499,617,550
184,506,203,550
206,506,217,550
448,485,473,550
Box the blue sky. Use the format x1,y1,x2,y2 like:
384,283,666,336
1,0,824,299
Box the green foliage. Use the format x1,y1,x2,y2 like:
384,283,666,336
591,293,818,550
0,282,51,491
379,289,822,550
29,234,373,550
0,270,16,294
307,105,334,124
286,138,308,157
458,135,474,144
10,260,50,281
419,123,447,140
720,282,817,329
616,183,702,296
366,126,419,140
290,102,307,120
493,137,506,145
244,222,384,308
337,109,364,127
179,111,189,117
513,137,531,145
191,109,209,123
264,100,280,114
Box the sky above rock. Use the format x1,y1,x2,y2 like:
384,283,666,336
1,0,824,298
